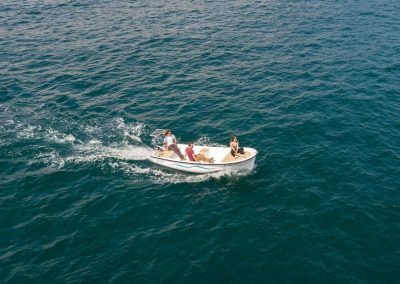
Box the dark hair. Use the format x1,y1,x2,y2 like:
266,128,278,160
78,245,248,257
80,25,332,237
188,142,193,146
231,136,237,142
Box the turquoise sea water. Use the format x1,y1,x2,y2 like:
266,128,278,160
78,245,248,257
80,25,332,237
1,0,400,282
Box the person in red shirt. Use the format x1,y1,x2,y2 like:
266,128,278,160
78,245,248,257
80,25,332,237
185,143,214,163
185,143,197,161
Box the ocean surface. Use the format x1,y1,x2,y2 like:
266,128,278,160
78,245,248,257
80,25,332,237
1,0,400,282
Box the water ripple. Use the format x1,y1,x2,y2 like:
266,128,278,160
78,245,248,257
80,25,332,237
1,0,400,282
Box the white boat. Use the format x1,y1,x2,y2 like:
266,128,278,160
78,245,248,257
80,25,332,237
147,130,258,174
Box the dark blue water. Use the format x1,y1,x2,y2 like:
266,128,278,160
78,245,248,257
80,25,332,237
1,0,400,282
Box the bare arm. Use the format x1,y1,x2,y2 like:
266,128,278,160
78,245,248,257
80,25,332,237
190,148,197,161
163,138,168,150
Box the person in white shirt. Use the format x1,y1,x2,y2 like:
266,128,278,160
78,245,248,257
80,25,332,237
163,130,184,160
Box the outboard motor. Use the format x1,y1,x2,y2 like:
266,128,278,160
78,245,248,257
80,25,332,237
149,129,165,150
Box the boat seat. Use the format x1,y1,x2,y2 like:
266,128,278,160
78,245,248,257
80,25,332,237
161,150,174,158
198,148,209,157
221,151,251,163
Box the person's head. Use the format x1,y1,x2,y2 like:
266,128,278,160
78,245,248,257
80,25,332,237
165,130,171,136
188,142,193,148
231,135,237,142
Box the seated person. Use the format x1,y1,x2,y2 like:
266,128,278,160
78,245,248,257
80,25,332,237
230,135,245,157
163,130,184,160
185,143,213,163
185,142,197,161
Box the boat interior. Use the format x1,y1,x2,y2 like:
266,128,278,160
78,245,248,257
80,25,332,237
158,144,253,163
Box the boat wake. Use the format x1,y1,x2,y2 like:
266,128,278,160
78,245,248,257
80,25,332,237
113,161,252,184
1,104,252,183
33,120,154,170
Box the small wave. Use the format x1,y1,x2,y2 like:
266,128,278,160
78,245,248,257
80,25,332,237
36,150,65,169
88,139,101,144
84,125,102,136
16,124,40,140
45,129,77,144
195,136,225,147
114,118,145,143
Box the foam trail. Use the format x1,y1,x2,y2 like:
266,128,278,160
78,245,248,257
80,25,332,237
115,118,145,143
114,162,253,184
36,150,65,169
45,129,77,144
66,143,153,164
